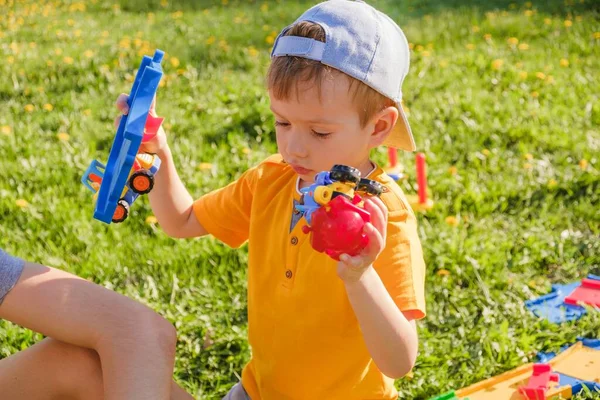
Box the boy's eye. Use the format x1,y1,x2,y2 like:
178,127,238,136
274,121,290,127
311,130,332,139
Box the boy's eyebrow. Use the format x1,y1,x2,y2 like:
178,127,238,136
269,106,342,125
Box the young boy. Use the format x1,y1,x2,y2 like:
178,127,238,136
0,248,193,399
116,1,426,398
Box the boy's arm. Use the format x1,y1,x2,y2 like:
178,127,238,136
344,267,418,379
337,197,422,379
150,145,207,238
0,261,190,400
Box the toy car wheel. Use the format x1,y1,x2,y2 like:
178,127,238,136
112,199,130,223
129,170,154,194
357,178,384,196
330,165,361,184
314,186,333,205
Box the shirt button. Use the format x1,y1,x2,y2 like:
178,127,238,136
291,236,298,245
285,270,293,279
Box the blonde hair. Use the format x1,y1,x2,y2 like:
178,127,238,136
267,21,396,127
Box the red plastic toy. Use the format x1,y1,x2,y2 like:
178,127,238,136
564,278,600,308
302,195,371,261
518,363,559,400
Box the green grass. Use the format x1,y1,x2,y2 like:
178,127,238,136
1,0,599,398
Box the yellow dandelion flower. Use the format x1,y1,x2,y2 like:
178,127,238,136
247,46,258,57
57,132,70,141
445,216,459,227
242,147,252,154
7,56,14,64
518,43,529,50
1,126,12,135
482,149,490,156
466,43,475,50
408,43,414,50
24,104,35,112
544,18,552,25
43,103,53,111
16,199,29,208
437,269,451,276
448,166,458,175
170,57,180,67
145,215,158,225
535,72,546,80
46,60,54,67
547,179,557,188
507,37,519,45
83,109,92,116
484,33,492,41
102,30,109,38
266,35,275,45
491,59,504,70
415,45,424,52
198,162,213,170
524,10,534,16
519,71,528,79
472,25,480,32
84,50,94,58
564,20,572,27
593,32,600,39
439,60,448,68
531,91,539,98
579,159,588,170
560,58,569,67
261,3,268,12
171,10,183,18
421,50,431,57
546,75,555,84
206,36,216,45
63,56,74,64
222,0,228,4
524,153,533,160
524,162,533,169
160,0,168,6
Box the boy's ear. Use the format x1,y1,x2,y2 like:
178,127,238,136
369,106,399,148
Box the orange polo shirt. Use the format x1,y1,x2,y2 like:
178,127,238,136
193,154,426,400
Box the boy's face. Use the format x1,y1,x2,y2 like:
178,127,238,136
269,73,375,185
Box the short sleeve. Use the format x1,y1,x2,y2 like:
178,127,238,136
0,249,25,305
373,188,427,320
193,166,259,248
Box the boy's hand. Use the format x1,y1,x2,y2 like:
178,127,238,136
337,196,388,283
114,93,168,155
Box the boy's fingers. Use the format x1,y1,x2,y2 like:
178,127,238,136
370,196,388,220
364,222,383,252
115,93,129,114
364,199,386,235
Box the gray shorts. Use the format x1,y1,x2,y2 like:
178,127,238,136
222,382,251,400
0,248,24,305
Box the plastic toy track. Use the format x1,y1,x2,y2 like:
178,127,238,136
357,178,384,196
129,170,154,194
330,164,361,184
112,199,130,223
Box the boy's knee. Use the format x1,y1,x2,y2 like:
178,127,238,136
41,339,103,399
148,312,178,359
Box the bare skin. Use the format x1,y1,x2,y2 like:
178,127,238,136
0,262,194,400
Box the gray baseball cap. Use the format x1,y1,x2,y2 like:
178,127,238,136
271,0,415,151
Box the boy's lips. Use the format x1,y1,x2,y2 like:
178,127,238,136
291,164,312,175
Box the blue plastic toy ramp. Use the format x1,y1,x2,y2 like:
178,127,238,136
94,50,164,224
524,281,586,323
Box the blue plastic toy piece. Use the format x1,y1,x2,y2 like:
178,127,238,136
296,171,334,224
556,373,600,397
92,50,164,224
81,160,106,193
525,281,586,323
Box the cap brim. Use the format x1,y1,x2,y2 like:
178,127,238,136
383,102,415,151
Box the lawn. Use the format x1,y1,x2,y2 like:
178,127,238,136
0,0,599,398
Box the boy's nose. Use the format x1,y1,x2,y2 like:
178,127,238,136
286,133,308,159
